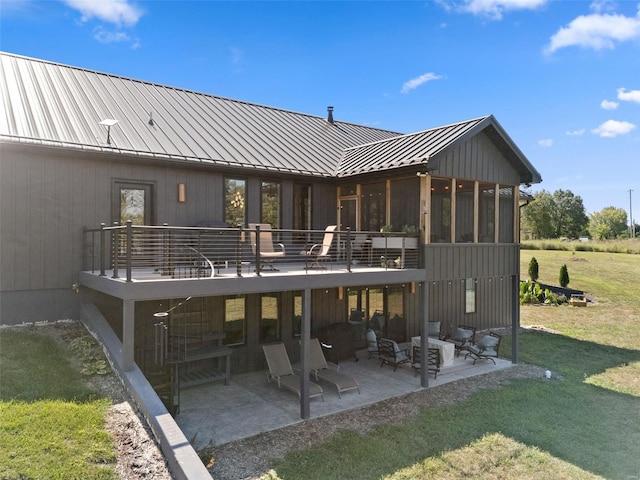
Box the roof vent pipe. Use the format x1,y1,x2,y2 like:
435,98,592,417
327,106,334,124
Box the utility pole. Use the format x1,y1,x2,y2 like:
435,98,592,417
630,189,635,239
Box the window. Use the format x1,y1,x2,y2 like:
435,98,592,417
390,177,420,233
113,181,153,225
465,278,476,313
260,293,281,343
455,181,474,243
479,183,496,243
261,181,281,228
360,182,386,232
499,186,515,243
293,184,311,231
430,178,451,243
292,291,303,338
223,295,245,346
224,178,245,227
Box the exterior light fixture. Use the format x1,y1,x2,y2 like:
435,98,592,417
99,118,119,145
178,183,186,203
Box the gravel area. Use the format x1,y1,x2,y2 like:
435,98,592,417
13,321,546,480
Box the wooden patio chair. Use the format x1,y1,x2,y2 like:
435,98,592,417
465,332,502,365
306,338,360,398
248,223,285,271
377,338,410,371
300,225,337,269
262,343,324,401
411,345,440,378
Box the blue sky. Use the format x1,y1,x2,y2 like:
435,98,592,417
1,0,639,218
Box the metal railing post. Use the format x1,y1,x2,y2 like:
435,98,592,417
255,224,261,276
112,222,120,279
346,227,352,272
125,220,133,282
99,223,106,276
236,225,244,277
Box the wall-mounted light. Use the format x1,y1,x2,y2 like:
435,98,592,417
338,286,344,300
411,282,416,294
178,183,186,203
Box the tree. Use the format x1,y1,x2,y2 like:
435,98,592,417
521,189,588,239
588,207,628,240
528,257,539,282
559,264,569,287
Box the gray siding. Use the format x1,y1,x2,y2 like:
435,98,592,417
432,131,522,184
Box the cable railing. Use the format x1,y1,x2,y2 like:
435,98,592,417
82,223,421,281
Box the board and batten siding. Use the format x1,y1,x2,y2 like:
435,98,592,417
432,131,521,185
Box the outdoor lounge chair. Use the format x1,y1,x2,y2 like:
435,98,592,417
300,225,337,269
307,338,360,398
366,328,379,359
249,223,285,271
377,338,410,371
465,332,501,365
262,343,324,401
411,345,440,378
446,325,477,356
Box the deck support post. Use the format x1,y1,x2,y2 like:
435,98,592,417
511,274,519,364
419,281,429,388
300,288,311,419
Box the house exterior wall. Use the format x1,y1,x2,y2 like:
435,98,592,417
432,131,521,184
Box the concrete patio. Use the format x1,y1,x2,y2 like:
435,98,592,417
175,347,512,449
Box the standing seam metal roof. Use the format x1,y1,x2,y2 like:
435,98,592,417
0,52,541,183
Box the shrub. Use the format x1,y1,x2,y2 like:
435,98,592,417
528,257,539,282
559,264,570,287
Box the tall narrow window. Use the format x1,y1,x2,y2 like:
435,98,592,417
479,183,496,243
292,291,303,338
224,178,246,227
499,186,515,243
260,293,281,343
455,181,474,242
430,178,451,243
223,295,245,346
261,181,281,228
293,184,311,231
465,278,476,314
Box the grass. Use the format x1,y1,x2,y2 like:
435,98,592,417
522,239,640,255
263,250,640,480
0,326,117,480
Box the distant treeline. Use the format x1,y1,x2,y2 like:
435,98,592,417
521,239,640,255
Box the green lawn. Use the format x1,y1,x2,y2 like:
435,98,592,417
0,326,117,480
263,250,640,480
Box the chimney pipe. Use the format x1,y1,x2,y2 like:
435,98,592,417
327,106,334,124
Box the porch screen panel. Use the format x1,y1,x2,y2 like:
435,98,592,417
260,293,281,344
293,184,311,232
498,186,515,243
386,286,405,342
292,291,303,338
224,178,246,227
455,181,474,243
261,181,281,229
390,177,420,232
223,295,245,346
360,182,386,232
479,183,495,243
430,178,451,243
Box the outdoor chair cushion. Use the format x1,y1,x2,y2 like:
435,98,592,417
427,321,441,338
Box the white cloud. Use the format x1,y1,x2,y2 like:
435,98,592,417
94,27,129,44
537,138,554,147
617,87,640,104
229,47,244,65
401,73,443,94
437,0,547,20
591,119,636,137
600,99,619,110
566,128,586,136
545,10,640,54
63,0,143,27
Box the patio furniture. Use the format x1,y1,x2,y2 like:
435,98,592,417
465,332,502,365
377,338,410,371
300,225,337,269
411,346,440,378
446,325,477,357
262,343,324,401
366,328,378,359
248,223,285,271
411,336,455,367
307,338,360,398
427,321,443,339
316,322,357,363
